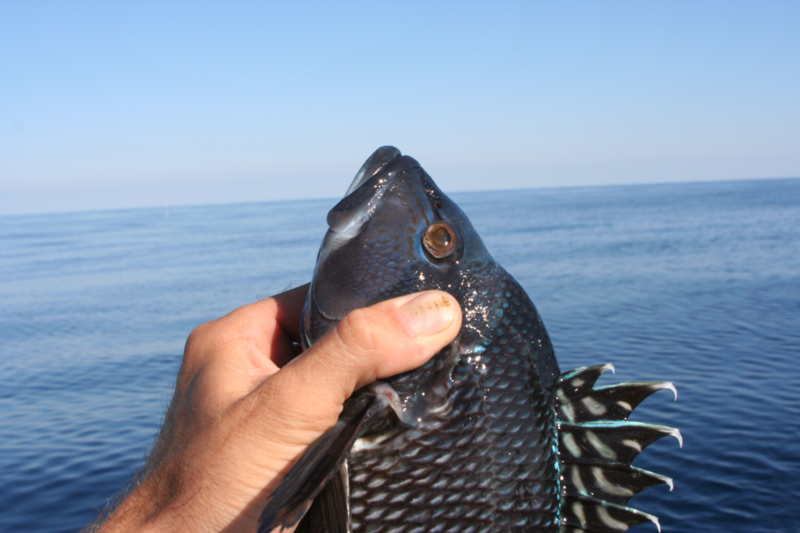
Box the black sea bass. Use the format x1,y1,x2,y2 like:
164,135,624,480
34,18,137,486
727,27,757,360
259,147,681,533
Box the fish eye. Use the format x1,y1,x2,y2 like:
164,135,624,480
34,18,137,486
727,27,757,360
423,222,456,259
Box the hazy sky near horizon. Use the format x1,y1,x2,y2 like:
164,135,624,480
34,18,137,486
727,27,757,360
2,1,799,215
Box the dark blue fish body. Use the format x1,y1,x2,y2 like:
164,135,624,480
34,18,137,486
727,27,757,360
260,148,680,533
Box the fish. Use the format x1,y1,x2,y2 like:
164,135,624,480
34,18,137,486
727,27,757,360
258,147,681,533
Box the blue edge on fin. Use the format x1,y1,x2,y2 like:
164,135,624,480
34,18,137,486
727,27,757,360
557,363,681,533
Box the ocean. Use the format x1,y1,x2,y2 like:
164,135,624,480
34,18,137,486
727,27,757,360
1,178,799,532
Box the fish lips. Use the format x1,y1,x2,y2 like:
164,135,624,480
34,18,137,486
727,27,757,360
344,145,401,197
327,147,422,237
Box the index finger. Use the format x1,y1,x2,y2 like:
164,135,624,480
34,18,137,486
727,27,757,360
269,282,309,345
185,282,309,375
244,282,309,368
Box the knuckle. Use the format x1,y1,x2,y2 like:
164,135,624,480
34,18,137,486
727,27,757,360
184,322,213,360
338,307,380,354
334,304,424,373
181,318,225,377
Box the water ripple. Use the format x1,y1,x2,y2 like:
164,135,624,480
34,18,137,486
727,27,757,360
2,181,799,532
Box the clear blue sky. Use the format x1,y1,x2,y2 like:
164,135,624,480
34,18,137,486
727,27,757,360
1,1,798,215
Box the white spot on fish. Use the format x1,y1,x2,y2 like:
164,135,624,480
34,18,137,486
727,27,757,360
351,433,392,453
622,439,642,452
570,467,586,493
591,466,633,497
582,396,607,416
560,402,577,423
563,432,581,458
617,400,632,411
597,505,628,530
586,430,617,460
572,501,586,525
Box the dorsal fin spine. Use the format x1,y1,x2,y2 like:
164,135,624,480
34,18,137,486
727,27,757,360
556,364,678,532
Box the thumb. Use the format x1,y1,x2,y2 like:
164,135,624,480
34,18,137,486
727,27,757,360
258,290,461,434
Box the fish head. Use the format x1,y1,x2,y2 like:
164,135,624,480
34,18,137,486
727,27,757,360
302,146,494,347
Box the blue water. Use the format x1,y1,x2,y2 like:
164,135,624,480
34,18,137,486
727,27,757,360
1,179,799,532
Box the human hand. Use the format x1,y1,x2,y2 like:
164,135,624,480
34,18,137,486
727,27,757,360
93,285,461,533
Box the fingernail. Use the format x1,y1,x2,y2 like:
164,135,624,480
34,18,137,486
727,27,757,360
399,291,457,336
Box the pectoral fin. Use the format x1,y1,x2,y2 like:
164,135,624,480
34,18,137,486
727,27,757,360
295,464,350,533
257,393,387,533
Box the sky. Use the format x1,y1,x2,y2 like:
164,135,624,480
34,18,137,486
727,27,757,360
1,1,799,215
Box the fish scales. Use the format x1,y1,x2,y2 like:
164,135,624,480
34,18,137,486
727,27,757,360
258,147,680,533
346,266,561,532
302,199,561,530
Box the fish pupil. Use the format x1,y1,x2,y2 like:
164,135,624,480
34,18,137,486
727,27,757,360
432,227,451,247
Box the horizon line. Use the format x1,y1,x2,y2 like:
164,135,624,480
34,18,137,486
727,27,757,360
2,174,798,219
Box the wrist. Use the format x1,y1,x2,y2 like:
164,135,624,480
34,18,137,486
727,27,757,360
95,479,188,533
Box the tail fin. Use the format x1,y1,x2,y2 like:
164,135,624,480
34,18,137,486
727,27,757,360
556,364,681,532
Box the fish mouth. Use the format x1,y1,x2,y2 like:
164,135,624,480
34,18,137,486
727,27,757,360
326,146,420,236
344,146,401,197
307,147,425,330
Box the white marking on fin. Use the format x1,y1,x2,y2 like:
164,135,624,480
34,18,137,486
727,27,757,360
586,430,617,461
617,400,633,411
563,432,582,458
561,402,577,423
572,501,586,525
661,382,678,401
649,514,662,532
622,438,642,452
591,466,634,498
671,428,684,448
597,505,628,530
351,433,392,453
582,396,607,416
571,378,585,388
571,466,587,493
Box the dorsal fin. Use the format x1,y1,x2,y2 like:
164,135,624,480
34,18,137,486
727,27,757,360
557,364,680,532
561,460,673,506
558,378,677,424
560,493,662,532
